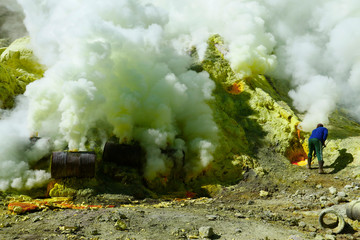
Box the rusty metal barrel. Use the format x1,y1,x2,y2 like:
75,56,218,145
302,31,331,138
346,200,360,220
51,151,96,178
102,142,144,168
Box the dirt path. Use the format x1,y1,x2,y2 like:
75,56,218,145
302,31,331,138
0,196,308,240
1,154,359,240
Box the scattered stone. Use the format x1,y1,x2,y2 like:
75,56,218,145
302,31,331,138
171,228,186,237
234,228,242,233
305,194,317,201
344,185,353,189
259,190,269,197
334,176,339,179
206,215,218,221
247,210,255,217
298,221,306,228
307,225,317,232
98,215,109,222
309,232,317,238
316,184,323,189
337,192,347,198
0,222,11,228
247,200,255,205
320,196,328,202
32,216,42,222
114,220,127,231
199,226,214,238
137,210,145,217
78,188,95,197
325,229,333,235
324,234,336,240
329,187,337,195
91,229,100,235
288,218,298,226
353,231,360,238
294,190,301,196
12,206,24,214
114,210,128,220
288,235,303,240
334,196,348,204
243,169,258,181
57,225,80,234
234,212,245,218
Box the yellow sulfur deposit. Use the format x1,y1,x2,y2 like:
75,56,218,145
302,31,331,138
0,37,45,109
49,183,77,197
198,35,306,185
0,36,44,77
201,184,223,197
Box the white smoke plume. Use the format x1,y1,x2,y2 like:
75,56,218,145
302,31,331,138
153,0,360,131
0,97,50,191
16,0,225,183
262,0,360,130
1,0,360,190
14,0,276,185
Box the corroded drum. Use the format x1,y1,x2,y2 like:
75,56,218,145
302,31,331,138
102,142,143,167
51,151,96,178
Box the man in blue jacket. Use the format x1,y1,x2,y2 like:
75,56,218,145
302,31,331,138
307,123,328,173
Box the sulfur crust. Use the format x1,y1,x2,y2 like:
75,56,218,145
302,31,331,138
0,37,45,109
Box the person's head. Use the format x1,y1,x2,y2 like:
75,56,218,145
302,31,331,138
317,123,324,128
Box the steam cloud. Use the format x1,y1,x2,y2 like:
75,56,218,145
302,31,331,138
262,0,360,130
0,0,359,190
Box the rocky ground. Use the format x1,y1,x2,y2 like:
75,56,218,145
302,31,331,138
1,155,360,240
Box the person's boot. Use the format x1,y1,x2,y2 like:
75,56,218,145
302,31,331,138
307,158,312,169
318,161,324,174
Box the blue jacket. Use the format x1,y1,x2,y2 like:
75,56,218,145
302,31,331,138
309,127,328,144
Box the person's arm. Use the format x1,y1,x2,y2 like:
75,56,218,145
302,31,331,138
322,128,328,146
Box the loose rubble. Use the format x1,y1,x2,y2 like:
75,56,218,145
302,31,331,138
1,166,360,240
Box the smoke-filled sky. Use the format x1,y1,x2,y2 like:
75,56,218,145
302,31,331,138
0,0,360,190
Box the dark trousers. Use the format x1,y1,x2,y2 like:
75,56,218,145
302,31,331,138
308,138,323,162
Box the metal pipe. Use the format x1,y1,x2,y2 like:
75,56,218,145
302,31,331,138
346,200,360,220
318,209,345,234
